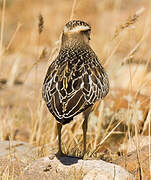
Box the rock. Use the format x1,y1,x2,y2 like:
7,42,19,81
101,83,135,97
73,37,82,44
0,141,36,163
0,141,37,178
19,156,134,180
0,141,55,178
113,144,151,179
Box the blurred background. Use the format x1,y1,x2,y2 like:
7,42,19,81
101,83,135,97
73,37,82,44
0,0,151,160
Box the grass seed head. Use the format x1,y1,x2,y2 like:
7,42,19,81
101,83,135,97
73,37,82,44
113,7,145,39
38,14,44,34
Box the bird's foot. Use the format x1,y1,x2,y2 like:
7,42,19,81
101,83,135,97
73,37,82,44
81,151,87,160
56,151,66,157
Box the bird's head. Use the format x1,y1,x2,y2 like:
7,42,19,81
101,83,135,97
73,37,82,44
62,20,91,46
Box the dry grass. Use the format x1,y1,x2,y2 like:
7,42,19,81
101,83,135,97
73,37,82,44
0,0,151,179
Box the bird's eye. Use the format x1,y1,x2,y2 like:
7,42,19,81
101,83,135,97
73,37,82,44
81,29,91,40
86,30,91,40
85,29,90,34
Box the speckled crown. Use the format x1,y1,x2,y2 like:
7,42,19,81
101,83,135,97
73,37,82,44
64,20,91,31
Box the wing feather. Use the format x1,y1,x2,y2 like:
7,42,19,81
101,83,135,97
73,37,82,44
42,48,109,124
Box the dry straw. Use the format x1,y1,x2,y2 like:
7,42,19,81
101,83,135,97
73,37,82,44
38,14,44,34
0,0,6,69
105,7,146,68
70,0,77,20
113,7,145,39
0,0,6,52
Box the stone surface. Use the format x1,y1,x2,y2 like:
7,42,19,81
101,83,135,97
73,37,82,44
1,139,150,179
0,141,36,163
114,144,151,180
0,141,35,178
19,156,134,180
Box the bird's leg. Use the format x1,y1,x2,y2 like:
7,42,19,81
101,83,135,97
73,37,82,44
82,106,92,158
82,117,88,157
56,122,64,156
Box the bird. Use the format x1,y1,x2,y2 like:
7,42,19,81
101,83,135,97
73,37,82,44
42,20,109,157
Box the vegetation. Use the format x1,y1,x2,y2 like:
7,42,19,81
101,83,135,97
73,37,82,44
0,0,151,179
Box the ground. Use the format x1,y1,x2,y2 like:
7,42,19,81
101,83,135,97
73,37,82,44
0,0,151,179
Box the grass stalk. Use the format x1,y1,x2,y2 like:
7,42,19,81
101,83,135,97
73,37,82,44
0,0,6,68
70,0,77,20
0,0,6,52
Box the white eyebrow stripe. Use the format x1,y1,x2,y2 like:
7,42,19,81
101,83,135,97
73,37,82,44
64,25,90,33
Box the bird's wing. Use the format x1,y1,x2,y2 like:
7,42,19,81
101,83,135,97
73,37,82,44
42,54,109,124
42,57,88,122
82,56,109,105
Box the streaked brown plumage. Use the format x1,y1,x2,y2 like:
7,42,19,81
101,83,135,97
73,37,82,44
42,20,109,157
